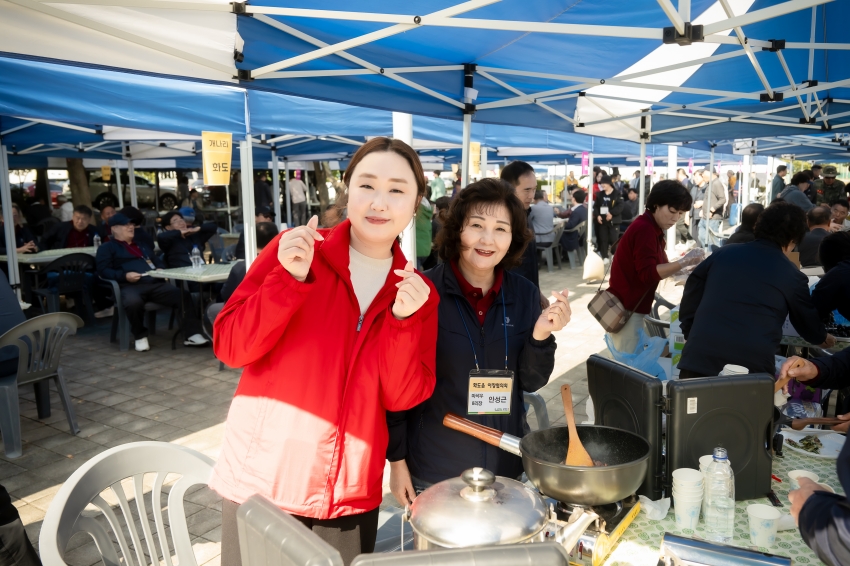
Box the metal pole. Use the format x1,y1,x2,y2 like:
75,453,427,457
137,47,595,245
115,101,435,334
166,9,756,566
666,145,677,254
126,142,138,209
393,112,416,262
638,140,647,214
284,158,292,229
706,145,715,250
0,146,21,300
744,154,753,205
114,163,124,209
240,138,258,269
225,170,233,233
480,144,488,180
271,146,281,227
587,152,594,255
461,113,472,188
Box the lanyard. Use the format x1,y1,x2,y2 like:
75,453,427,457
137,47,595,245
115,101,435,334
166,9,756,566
453,288,508,371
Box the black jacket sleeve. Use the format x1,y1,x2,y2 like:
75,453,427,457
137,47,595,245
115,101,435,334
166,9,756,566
786,272,828,346
609,194,624,217
41,222,65,250
221,261,246,302
517,334,556,392
798,491,850,566
811,347,850,391
811,265,850,321
193,222,218,246
156,229,182,254
96,244,126,283
679,254,713,339
385,409,408,462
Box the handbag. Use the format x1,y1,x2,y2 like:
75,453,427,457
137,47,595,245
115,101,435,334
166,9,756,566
587,259,649,333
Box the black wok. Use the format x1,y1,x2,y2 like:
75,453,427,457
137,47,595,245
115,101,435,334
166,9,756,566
444,413,650,506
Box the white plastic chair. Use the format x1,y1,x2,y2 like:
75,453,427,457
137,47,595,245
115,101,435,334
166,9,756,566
40,441,215,566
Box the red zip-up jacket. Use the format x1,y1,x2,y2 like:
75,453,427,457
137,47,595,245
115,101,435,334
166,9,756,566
209,220,439,519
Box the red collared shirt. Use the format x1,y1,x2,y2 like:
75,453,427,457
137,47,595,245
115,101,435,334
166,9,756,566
450,260,504,325
607,210,668,314
66,228,88,248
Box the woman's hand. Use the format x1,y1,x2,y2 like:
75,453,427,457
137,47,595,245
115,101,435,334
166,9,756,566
678,247,705,268
389,460,416,506
277,215,323,282
533,289,571,340
597,216,602,224
17,241,36,253
392,261,431,320
789,477,824,525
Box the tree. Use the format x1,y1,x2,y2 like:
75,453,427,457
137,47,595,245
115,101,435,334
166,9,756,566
313,161,330,217
66,158,92,210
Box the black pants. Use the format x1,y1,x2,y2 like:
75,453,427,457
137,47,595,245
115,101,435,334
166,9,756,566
292,202,307,227
597,222,619,259
221,499,379,566
120,281,201,339
0,519,41,566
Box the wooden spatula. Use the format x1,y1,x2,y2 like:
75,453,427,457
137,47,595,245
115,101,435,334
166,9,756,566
775,358,808,393
561,384,594,467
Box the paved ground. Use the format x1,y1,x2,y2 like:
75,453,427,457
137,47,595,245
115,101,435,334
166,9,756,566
1,261,684,566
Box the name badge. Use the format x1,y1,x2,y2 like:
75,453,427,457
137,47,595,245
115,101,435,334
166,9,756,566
468,369,514,415
600,206,609,215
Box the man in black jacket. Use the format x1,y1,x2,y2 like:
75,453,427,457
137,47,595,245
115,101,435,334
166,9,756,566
560,189,588,252
157,211,218,268
220,222,279,303
725,203,763,245
678,202,834,378
778,351,850,566
41,205,97,250
234,206,274,260
96,213,208,351
811,232,850,321
798,206,831,267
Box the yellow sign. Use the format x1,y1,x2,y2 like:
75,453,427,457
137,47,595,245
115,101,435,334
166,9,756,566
470,141,481,176
202,131,233,186
101,165,112,181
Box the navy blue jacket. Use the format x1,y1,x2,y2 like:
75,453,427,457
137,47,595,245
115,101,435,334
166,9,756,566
560,204,588,252
799,349,850,566
96,238,164,285
679,239,826,377
812,260,850,321
41,221,97,250
157,222,217,268
387,263,556,483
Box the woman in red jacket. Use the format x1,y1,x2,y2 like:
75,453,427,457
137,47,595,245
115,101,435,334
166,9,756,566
212,137,439,566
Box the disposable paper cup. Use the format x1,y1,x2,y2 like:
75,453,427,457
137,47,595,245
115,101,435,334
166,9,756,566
672,483,704,494
815,483,835,494
672,468,704,486
675,497,702,530
788,470,819,490
699,455,714,468
747,504,781,548
720,364,749,375
672,488,703,499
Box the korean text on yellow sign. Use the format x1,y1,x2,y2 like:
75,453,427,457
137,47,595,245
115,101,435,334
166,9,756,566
202,132,233,186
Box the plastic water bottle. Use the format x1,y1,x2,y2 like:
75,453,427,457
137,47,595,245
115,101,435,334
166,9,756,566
191,245,202,270
93,234,101,249
704,447,735,543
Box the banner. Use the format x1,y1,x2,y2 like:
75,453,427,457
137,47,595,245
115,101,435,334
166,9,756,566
100,165,112,181
646,156,654,174
581,151,589,175
202,131,233,186
470,142,481,175
687,158,694,174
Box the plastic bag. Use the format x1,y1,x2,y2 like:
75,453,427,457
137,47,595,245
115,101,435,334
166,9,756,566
583,251,605,282
604,328,668,379
638,496,671,520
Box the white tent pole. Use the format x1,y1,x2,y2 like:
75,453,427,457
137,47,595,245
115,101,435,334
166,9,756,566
271,146,281,228
284,158,292,229
125,143,138,209
114,163,124,209
666,145,677,254
461,113,472,188
707,145,715,250
586,152,594,254
638,140,647,214
744,154,752,204
393,112,416,262
0,145,21,300
240,137,258,269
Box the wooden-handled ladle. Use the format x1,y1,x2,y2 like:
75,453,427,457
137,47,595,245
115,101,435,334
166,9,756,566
774,358,808,393
561,384,594,467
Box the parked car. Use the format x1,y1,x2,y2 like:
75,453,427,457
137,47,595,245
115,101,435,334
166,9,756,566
88,173,179,210
25,182,66,206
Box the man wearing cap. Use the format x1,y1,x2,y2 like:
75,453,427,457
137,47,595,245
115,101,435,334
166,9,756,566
235,206,275,260
157,211,218,269
815,166,847,206
96,213,208,351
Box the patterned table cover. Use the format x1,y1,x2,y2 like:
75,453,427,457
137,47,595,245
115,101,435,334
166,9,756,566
605,446,844,565
0,246,96,264
781,335,850,353
144,262,236,283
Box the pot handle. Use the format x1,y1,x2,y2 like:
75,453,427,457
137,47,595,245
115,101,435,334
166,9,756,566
443,413,505,447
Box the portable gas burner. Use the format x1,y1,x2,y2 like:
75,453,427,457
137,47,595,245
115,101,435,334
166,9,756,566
549,495,641,566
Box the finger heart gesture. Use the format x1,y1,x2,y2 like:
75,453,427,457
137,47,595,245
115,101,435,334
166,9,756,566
277,215,324,282
532,289,571,340
392,261,430,319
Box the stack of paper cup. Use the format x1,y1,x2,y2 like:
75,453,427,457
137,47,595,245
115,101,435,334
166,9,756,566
672,468,704,530
719,364,749,376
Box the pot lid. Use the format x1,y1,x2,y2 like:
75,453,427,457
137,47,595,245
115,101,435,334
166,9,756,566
409,468,549,547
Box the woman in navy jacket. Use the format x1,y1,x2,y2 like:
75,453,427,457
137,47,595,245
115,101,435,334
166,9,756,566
387,178,570,505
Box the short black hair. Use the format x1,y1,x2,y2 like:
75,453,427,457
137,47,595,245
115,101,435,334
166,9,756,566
161,211,183,228
819,232,850,272
256,222,279,250
73,204,92,217
812,164,823,171
740,203,764,230
572,189,587,204
534,189,546,200
500,160,535,187
801,169,815,180
790,172,811,187
434,196,451,211
833,199,849,210
776,165,787,174
753,201,807,248
645,180,693,213
807,206,832,227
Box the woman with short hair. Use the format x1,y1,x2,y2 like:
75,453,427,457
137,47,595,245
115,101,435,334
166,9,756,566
605,180,701,353
387,178,571,505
